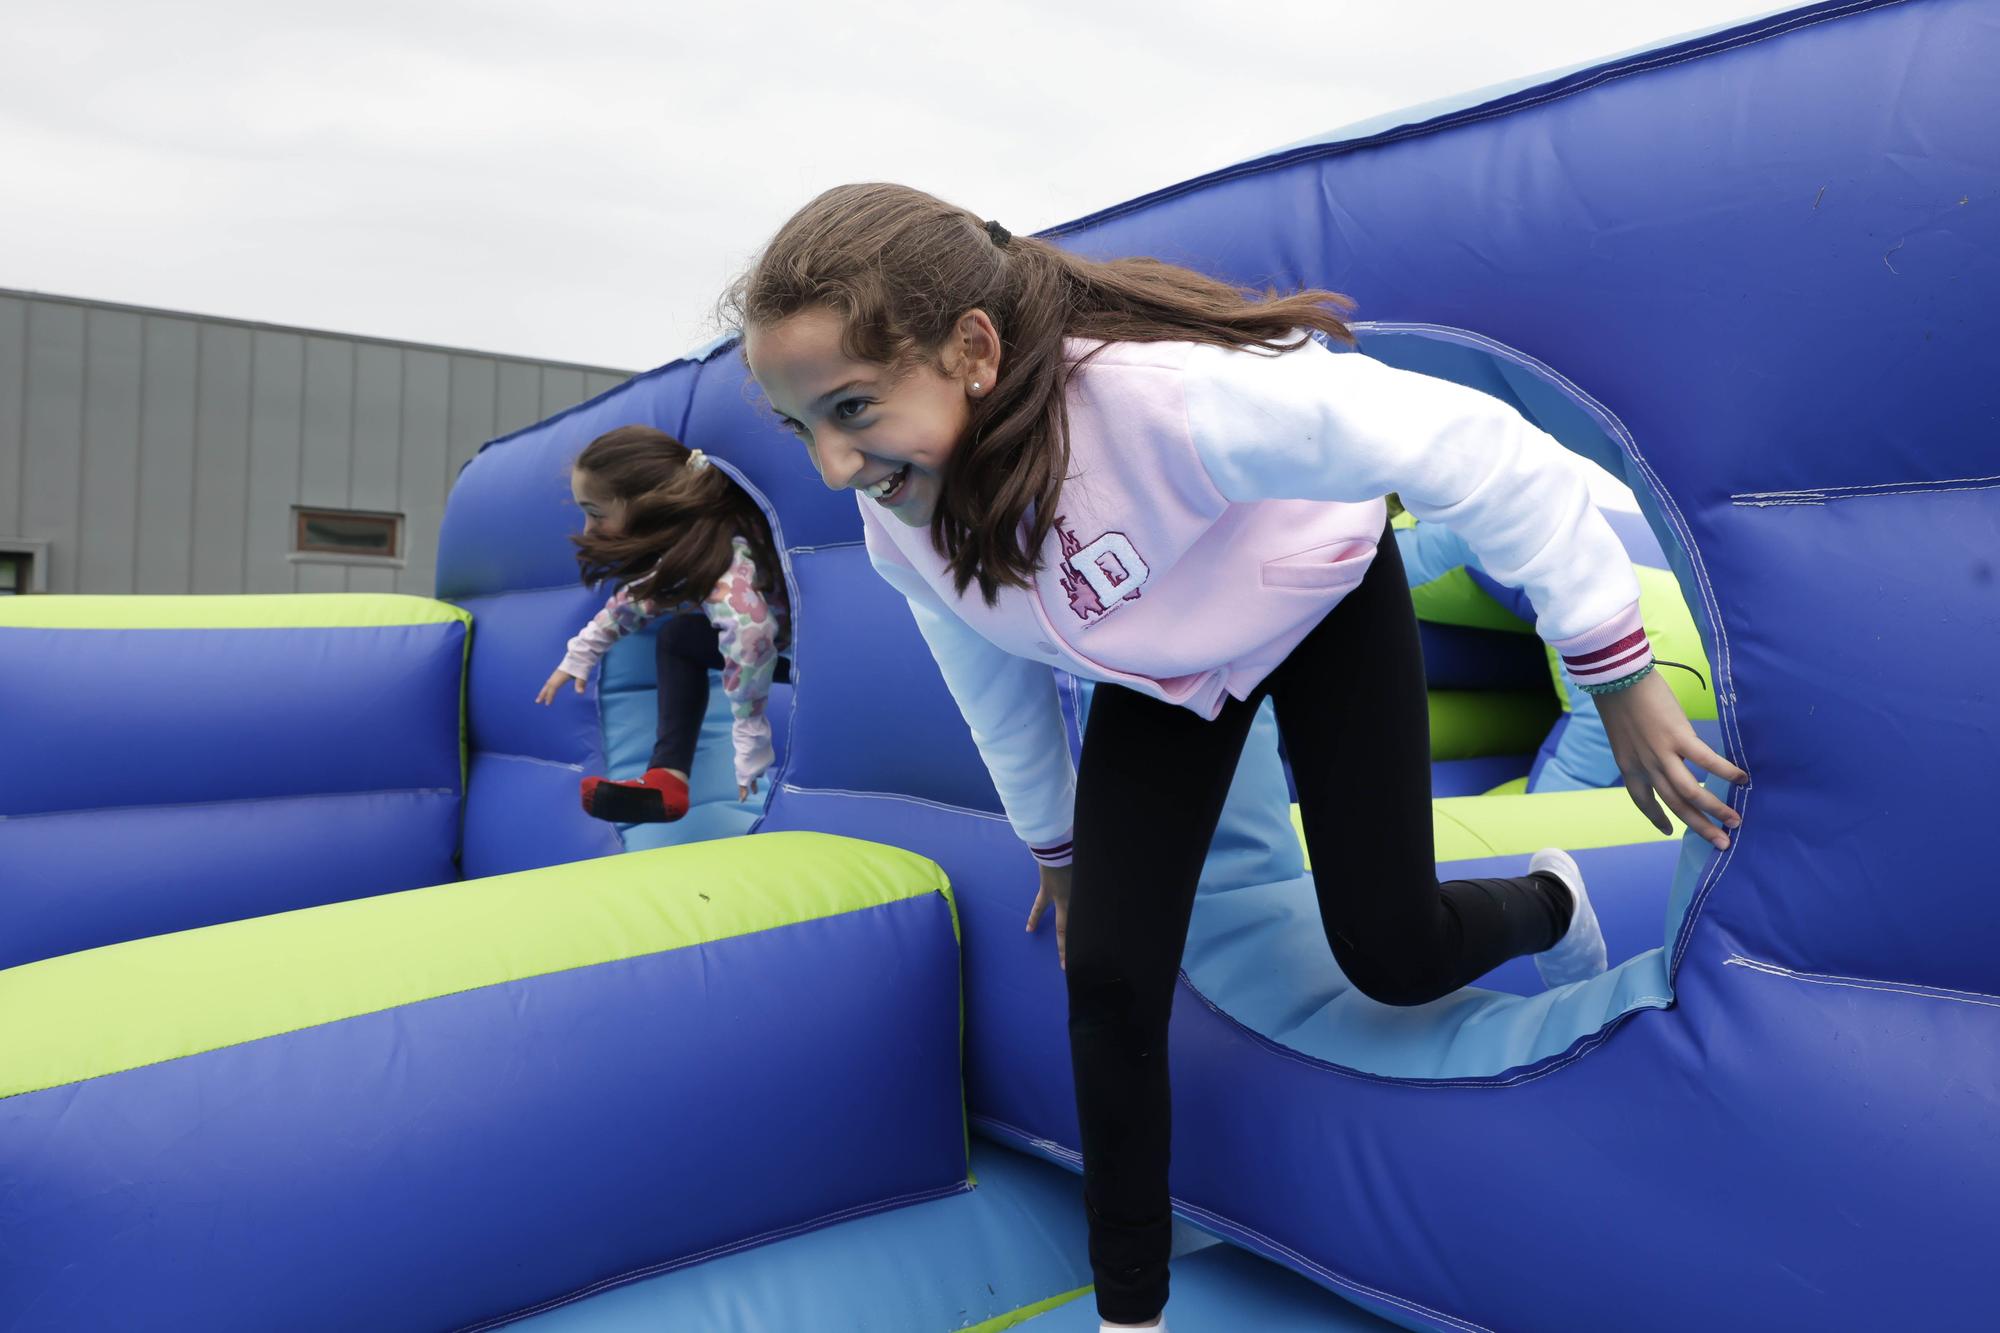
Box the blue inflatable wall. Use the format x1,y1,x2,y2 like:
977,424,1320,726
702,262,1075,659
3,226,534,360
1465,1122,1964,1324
441,1,1998,1326
4,2,1993,1329
0,596,468,968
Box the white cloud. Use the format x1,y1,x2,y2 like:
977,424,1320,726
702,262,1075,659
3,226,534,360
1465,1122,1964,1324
1,0,1782,369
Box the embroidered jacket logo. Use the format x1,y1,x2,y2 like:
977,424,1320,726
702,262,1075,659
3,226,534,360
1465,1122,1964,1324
1056,516,1150,624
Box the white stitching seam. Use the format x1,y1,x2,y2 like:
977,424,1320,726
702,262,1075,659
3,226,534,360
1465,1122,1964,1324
480,751,586,774
775,783,1013,825
1724,954,2000,1009
1732,474,2000,506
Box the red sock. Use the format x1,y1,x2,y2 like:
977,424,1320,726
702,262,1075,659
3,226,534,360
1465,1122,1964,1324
579,768,690,823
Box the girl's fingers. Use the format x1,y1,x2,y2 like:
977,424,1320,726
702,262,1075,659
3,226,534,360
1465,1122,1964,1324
1690,738,1749,787
1624,774,1672,837
1658,743,1743,832
1026,887,1047,932
573,676,586,693
1654,767,1733,849
1677,772,1741,831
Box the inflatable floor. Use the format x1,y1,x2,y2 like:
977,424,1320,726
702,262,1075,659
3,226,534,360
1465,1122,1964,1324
5,1,1995,1328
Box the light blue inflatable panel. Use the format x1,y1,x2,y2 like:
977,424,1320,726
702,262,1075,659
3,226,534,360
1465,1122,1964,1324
596,625,784,850
514,1134,1401,1332
1018,1240,1404,1333
510,1137,1093,1331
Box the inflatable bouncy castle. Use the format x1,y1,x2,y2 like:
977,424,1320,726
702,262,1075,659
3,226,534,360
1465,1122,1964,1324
5,1,1996,1327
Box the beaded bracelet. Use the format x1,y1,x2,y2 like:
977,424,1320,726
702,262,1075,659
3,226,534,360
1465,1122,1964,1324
1578,661,1656,697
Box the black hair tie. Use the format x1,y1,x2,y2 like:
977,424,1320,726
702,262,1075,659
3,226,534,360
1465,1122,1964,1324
984,219,1011,247
1653,657,1709,693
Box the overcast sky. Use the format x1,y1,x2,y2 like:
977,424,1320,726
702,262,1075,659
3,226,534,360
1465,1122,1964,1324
2,1,1782,372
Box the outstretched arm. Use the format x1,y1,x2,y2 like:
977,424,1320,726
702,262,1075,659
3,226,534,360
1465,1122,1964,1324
1184,338,1748,844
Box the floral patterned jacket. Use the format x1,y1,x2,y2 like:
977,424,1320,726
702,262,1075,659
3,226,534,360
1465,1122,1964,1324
560,535,790,788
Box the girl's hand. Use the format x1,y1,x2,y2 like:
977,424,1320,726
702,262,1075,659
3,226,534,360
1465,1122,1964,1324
1594,669,1748,851
1025,863,1072,971
535,668,585,705
738,778,761,802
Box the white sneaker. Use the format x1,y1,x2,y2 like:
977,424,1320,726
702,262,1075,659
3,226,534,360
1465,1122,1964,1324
1530,848,1607,988
1100,1314,1168,1331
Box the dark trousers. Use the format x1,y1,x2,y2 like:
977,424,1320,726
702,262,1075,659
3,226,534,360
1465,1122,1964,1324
649,613,790,774
1064,519,1568,1324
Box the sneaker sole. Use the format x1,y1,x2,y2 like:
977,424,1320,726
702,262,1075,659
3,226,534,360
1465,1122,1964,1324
584,782,685,824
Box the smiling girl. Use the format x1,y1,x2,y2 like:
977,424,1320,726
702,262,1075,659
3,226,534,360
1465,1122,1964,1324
728,184,1745,1332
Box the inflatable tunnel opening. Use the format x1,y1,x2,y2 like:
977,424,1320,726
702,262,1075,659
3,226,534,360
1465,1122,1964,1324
593,452,801,856
1167,322,1733,1085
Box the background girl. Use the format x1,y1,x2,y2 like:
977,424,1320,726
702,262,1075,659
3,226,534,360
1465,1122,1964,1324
728,183,1745,1332
537,424,791,820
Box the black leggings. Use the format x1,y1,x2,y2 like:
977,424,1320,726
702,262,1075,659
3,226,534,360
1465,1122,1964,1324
648,613,790,774
1064,518,1569,1325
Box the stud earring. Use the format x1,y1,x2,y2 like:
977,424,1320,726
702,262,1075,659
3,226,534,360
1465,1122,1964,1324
971,381,982,392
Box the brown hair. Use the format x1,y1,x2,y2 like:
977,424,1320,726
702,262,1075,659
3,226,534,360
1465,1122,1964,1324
570,425,784,613
721,182,1356,604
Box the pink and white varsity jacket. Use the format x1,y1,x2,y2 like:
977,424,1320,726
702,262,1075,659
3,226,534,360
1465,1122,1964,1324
861,335,1650,867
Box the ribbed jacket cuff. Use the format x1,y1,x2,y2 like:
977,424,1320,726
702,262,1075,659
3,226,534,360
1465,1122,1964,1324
1550,602,1653,690
1028,832,1074,869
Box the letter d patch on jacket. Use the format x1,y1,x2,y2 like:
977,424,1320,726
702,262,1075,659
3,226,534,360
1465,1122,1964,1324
1057,516,1150,625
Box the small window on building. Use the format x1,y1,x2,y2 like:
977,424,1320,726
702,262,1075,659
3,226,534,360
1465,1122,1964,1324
0,542,43,595
293,508,403,559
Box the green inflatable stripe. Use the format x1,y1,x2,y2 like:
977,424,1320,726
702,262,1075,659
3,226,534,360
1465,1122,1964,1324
961,1285,1093,1332
0,593,471,631
0,832,955,1102
1292,786,1680,867
1428,689,1558,761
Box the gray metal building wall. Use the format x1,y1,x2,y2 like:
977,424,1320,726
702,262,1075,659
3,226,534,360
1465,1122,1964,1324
0,289,631,597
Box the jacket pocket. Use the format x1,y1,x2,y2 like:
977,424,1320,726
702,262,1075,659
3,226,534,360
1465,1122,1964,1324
1260,537,1378,589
